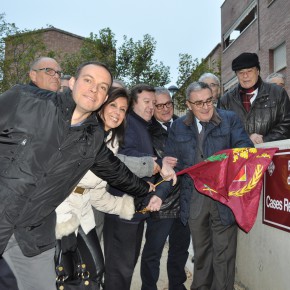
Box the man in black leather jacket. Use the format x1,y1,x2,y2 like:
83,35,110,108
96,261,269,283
220,52,290,144
141,87,191,290
0,61,152,289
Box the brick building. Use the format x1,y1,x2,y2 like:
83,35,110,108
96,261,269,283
40,27,84,57
204,43,222,75
221,0,290,95
5,26,84,62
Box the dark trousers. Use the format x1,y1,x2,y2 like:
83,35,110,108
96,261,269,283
141,217,190,290
188,197,237,290
103,214,145,290
0,256,18,290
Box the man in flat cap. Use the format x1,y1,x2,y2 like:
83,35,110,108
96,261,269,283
220,52,290,144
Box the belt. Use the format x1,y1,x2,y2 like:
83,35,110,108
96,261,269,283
74,186,86,194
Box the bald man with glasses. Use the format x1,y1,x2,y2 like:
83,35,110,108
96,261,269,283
0,56,63,290
29,57,62,92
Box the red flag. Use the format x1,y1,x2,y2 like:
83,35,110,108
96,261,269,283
176,147,278,232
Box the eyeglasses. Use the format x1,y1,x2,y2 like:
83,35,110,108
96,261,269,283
33,67,63,78
187,97,215,108
208,83,219,88
155,101,173,110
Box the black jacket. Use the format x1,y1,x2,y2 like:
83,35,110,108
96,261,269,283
0,85,149,256
148,116,180,219
220,80,290,142
109,111,155,221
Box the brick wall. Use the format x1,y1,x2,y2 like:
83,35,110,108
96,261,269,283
41,29,83,60
221,0,290,95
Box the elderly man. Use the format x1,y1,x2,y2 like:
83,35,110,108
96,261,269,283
29,56,62,92
199,72,221,107
265,72,286,88
0,56,63,290
141,87,190,290
221,52,290,144
155,82,253,290
0,61,153,289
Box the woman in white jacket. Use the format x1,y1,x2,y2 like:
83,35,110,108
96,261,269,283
55,87,155,287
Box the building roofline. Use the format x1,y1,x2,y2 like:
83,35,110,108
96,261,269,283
204,43,221,61
5,26,85,41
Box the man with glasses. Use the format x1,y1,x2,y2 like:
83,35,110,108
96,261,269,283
221,52,290,144
154,82,253,290
29,57,63,92
0,56,64,289
199,72,221,108
141,87,190,290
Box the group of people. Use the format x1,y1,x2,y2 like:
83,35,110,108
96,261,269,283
0,51,290,290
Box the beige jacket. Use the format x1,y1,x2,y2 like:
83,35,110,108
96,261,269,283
55,134,153,238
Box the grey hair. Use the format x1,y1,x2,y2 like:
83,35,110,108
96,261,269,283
265,72,286,82
198,72,220,86
29,57,58,70
155,87,171,98
186,82,211,100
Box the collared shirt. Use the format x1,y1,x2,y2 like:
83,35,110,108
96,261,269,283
195,118,203,133
248,88,258,104
157,119,173,131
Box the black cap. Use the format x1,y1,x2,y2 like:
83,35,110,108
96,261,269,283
232,52,260,71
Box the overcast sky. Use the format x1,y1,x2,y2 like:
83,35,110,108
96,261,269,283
2,0,224,86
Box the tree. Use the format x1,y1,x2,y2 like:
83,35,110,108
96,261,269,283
1,19,171,91
116,34,170,87
61,32,170,88
61,28,117,77
0,14,46,92
174,53,220,111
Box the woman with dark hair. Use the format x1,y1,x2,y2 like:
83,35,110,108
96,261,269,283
55,87,154,288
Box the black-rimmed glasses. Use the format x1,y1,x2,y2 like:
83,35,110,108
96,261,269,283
33,67,63,78
208,83,219,88
187,97,215,108
155,101,173,110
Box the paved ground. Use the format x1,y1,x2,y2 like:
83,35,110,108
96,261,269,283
130,230,245,290
131,232,194,290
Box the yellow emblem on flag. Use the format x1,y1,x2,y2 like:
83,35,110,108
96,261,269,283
229,164,263,197
232,148,257,162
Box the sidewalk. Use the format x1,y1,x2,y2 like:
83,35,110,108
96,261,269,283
131,232,194,290
130,232,244,290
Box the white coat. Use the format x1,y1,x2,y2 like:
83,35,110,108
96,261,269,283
55,133,153,239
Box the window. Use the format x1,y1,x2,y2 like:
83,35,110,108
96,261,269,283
273,43,286,72
223,1,257,50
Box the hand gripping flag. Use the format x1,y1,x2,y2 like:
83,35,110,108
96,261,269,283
176,147,278,232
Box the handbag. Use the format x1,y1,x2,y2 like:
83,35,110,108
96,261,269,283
55,248,100,290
